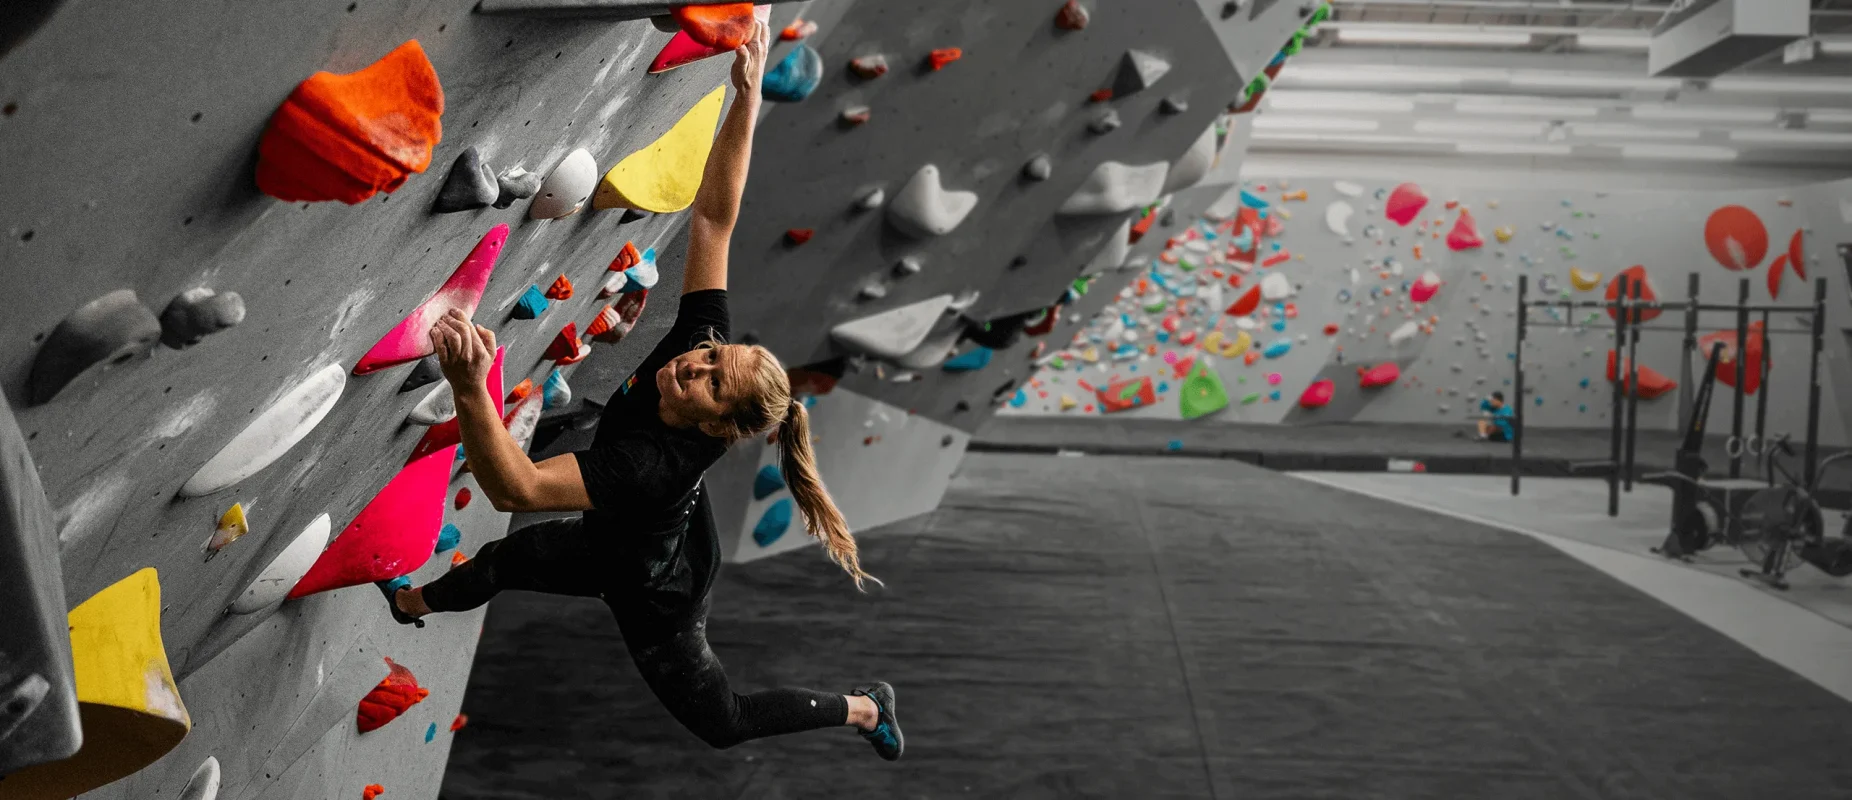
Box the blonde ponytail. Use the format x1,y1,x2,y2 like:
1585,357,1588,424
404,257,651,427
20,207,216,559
776,399,877,590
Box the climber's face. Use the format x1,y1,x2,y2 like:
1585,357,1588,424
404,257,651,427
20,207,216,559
658,343,746,424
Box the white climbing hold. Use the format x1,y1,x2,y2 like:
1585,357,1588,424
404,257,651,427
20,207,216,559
894,255,924,276
1162,123,1218,194
180,756,221,800
179,364,346,497
1058,161,1169,215
887,165,977,237
1325,201,1353,238
856,187,885,210
1259,272,1293,301
529,148,597,219
830,295,953,359
947,289,980,311
506,395,543,451
1388,320,1420,345
1334,180,1364,197
230,513,332,614
407,381,456,425
1082,219,1133,276
1112,49,1172,95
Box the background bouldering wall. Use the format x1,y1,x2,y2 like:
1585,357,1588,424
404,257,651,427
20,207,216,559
1005,173,1852,450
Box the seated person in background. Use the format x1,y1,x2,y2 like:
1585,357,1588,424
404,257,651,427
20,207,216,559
1475,392,1515,442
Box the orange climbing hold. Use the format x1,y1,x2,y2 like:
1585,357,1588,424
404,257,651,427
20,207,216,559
608,241,641,272
1055,0,1090,30
255,41,444,204
506,378,534,404
1227,285,1261,317
357,658,429,733
364,786,385,800
545,275,573,300
928,48,962,70
786,228,815,245
1606,351,1678,400
780,19,817,41
672,3,757,49
451,714,469,732
450,551,469,568
1604,265,1661,324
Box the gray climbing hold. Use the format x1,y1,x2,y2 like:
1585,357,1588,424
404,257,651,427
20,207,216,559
1082,219,1133,275
1112,50,1172,97
493,166,541,209
529,148,597,219
887,164,977,238
894,255,923,276
29,289,162,405
1162,123,1218,193
1022,153,1053,181
1088,109,1122,134
619,208,649,224
831,294,954,359
399,355,443,393
840,106,872,126
433,147,499,213
0,394,80,774
856,186,886,210
1057,160,1168,215
858,283,888,301
159,287,246,350
179,756,221,800
650,14,678,32
1159,95,1189,115
897,326,962,370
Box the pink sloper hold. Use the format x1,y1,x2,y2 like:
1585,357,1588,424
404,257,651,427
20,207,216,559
288,445,455,598
1410,270,1442,304
1385,182,1427,227
353,225,509,375
406,347,505,464
1359,362,1400,388
1445,208,1483,251
1299,379,1335,409
649,5,771,73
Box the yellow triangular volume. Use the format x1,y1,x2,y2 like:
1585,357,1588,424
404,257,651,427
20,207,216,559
594,86,726,213
0,568,191,800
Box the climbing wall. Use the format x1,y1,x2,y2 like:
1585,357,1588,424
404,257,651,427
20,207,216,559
1006,173,1852,450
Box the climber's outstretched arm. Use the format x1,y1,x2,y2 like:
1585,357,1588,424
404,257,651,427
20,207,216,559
682,19,768,296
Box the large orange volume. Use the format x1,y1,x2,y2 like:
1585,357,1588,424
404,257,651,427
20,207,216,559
256,40,444,204
673,3,757,49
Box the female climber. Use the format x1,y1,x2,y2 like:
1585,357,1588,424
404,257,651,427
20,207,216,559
380,20,902,761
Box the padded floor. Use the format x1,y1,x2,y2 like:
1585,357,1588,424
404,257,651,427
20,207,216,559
441,453,1852,799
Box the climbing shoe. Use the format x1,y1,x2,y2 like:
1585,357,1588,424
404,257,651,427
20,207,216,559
851,682,903,761
377,576,425,628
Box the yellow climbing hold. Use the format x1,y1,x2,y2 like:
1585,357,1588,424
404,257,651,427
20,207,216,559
1,568,190,800
1494,225,1515,243
593,86,726,213
1570,267,1602,292
1203,330,1224,353
210,503,249,552
1059,394,1078,411
1079,346,1099,363
1220,330,1252,358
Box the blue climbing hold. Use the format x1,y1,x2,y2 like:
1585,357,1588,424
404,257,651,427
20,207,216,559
381,574,412,592
753,498,794,547
1230,227,1255,251
803,395,818,409
1158,382,1168,393
455,444,467,461
435,522,462,554
1239,189,1270,210
1269,390,1281,401
1263,339,1292,358
513,285,549,319
1270,319,1286,332
1579,378,1590,388
943,347,994,372
542,369,571,410
763,44,823,102
753,464,786,500
1155,332,1170,344
1009,389,1027,407
1167,439,1183,451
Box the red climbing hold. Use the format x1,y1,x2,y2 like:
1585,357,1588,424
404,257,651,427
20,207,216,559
1767,253,1789,299
1385,182,1428,227
545,275,573,300
289,447,455,598
1603,265,1661,323
450,714,469,732
1024,305,1061,336
455,487,471,510
256,41,444,204
1698,320,1767,395
505,378,534,404
849,55,888,79
672,2,756,49
1172,356,1195,379
786,228,815,245
928,48,962,71
1090,88,1113,103
1299,379,1335,409
608,241,642,272
1703,205,1768,271
1227,285,1261,317
1096,376,1155,413
1445,208,1484,251
780,19,817,41
357,658,429,733
1323,323,1339,336
363,786,385,800
593,289,648,344
546,323,583,363
1787,229,1807,279
649,5,771,73
1358,362,1399,388
1055,0,1090,30
1178,331,1197,346
1606,351,1678,400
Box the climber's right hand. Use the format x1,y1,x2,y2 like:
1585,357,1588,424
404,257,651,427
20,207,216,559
431,309,496,390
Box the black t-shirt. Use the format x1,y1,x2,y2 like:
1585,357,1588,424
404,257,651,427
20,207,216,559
574,290,730,623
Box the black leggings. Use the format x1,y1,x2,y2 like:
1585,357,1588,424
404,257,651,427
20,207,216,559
420,518,848,749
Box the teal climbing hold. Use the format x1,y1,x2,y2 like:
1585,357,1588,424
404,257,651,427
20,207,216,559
943,347,993,372
513,285,548,319
381,574,412,593
753,499,794,547
1167,439,1183,451
1269,390,1281,401
542,369,571,410
753,464,785,500
434,523,461,554
1263,339,1291,358
1239,189,1270,210
425,722,437,743
1009,389,1027,408
763,44,823,102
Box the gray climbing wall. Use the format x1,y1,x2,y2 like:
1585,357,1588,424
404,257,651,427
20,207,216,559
1007,173,1852,450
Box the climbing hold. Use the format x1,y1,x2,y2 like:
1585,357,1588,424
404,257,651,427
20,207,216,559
0,397,77,775
542,369,571,410
179,756,220,800
607,240,642,274
1022,153,1053,182
455,487,472,509
858,283,888,301
595,86,725,212
781,18,818,40
1159,95,1189,115
1298,379,1334,409
598,289,649,344
840,106,872,126
159,288,246,350
28,289,162,406
1179,363,1229,419
753,464,786,500
528,148,597,219
1410,270,1441,304
512,285,550,320
786,228,815,245
546,323,589,364
1221,0,1243,17
364,786,385,800
1112,49,1172,96
1324,201,1353,238
493,166,541,209
399,356,444,394
1058,160,1167,215
433,147,499,213
1055,0,1090,30
288,447,455,598
255,41,443,204
887,164,978,237
1606,351,1678,400
1088,109,1122,134
763,44,824,102
619,208,650,224
671,2,756,49
505,378,534,405
408,380,457,426
229,513,332,614
649,4,770,73
181,363,346,496
354,225,508,374
1058,394,1079,411
894,255,924,276
1096,376,1155,413
848,54,889,79
1359,362,1399,388
1703,204,1768,271
1083,219,1133,275
1445,208,1483,251
1263,339,1291,358
506,393,543,450
434,523,462,554
1569,268,1602,292
830,295,952,359
1227,285,1260,316
1698,320,1767,395
542,275,573,302
852,186,886,210
209,503,250,554
1384,182,1428,226
1603,265,1660,323
928,47,962,70
943,347,993,372
425,722,438,743
753,499,794,547
1259,271,1292,301
1333,180,1363,197
451,714,468,731
356,658,429,733
1163,123,1218,194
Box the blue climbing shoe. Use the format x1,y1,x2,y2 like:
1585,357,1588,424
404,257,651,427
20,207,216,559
852,682,902,761
377,576,425,628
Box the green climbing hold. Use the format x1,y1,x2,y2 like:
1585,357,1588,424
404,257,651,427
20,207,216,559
1240,392,1261,405
1179,364,1229,420
1143,300,1167,313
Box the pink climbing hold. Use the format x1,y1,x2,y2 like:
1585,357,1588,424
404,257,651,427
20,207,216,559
1385,182,1428,227
354,225,508,375
288,446,455,598
1445,208,1483,251
1358,362,1400,388
1298,379,1335,409
406,347,505,464
1409,270,1442,304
